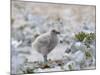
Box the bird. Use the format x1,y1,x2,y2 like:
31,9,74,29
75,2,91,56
32,29,60,62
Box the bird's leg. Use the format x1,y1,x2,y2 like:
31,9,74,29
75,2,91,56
44,55,47,63
42,55,50,68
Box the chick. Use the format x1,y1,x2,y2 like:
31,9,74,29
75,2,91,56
32,29,60,62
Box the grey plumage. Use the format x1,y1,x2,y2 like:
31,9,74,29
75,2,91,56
32,29,60,62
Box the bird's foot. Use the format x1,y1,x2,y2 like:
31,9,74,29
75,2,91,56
41,63,50,69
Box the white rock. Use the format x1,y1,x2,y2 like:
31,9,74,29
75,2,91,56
34,68,43,72
71,42,82,53
11,56,26,74
92,56,96,66
41,66,62,72
89,45,96,56
12,39,22,48
72,50,85,64
71,42,87,53
63,61,76,70
63,53,73,61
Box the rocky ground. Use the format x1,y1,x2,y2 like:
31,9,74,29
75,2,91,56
11,1,96,74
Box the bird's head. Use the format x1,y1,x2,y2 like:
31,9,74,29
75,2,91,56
51,29,60,35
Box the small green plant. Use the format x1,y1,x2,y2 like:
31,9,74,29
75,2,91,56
75,32,95,43
85,51,92,59
68,64,73,71
75,32,88,42
84,33,95,44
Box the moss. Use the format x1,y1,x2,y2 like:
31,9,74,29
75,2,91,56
68,64,73,70
85,33,95,44
85,51,92,59
75,32,88,42
75,32,95,43
84,43,90,48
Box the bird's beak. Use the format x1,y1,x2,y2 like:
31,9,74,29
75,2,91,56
56,31,60,34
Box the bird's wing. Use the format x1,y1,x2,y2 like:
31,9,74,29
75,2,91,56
36,34,50,46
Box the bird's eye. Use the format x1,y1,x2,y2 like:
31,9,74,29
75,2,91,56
52,30,56,33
